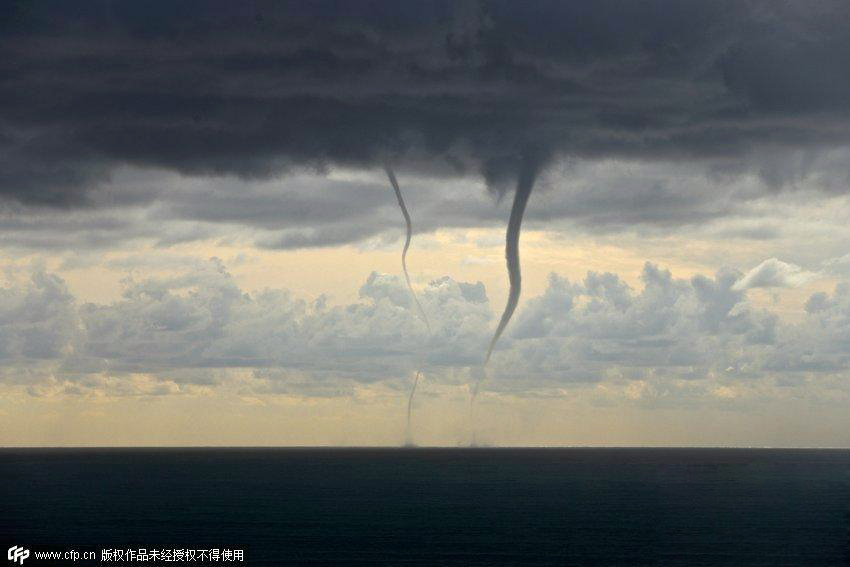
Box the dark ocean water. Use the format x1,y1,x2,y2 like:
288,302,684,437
1,448,849,566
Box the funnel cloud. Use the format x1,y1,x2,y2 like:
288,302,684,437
472,153,545,405
385,166,430,444
385,167,431,334
485,154,544,366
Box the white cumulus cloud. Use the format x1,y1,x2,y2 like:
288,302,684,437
732,258,818,291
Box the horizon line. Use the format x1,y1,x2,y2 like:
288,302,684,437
2,445,849,450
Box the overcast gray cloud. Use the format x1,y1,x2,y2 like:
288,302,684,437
1,155,846,256
3,0,850,243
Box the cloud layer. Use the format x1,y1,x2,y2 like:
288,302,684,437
3,0,850,213
2,260,848,408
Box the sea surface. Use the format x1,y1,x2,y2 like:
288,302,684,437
1,448,849,566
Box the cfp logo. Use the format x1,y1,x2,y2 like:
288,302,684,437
7,547,29,565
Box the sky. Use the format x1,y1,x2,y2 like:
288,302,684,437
2,0,850,447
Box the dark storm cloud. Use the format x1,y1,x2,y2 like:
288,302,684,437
3,0,850,207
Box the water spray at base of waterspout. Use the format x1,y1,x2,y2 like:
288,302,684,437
404,370,422,447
